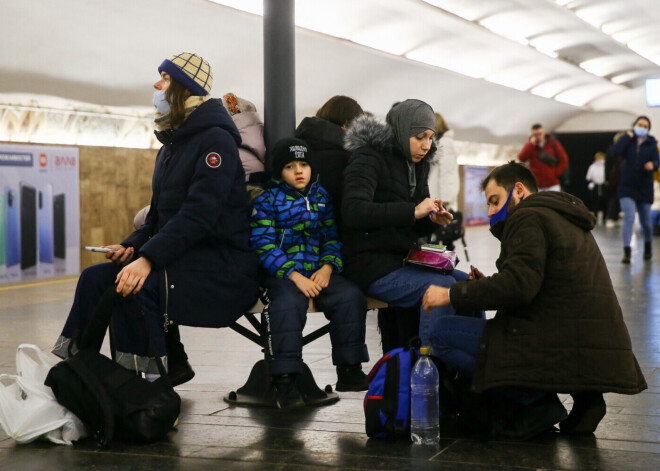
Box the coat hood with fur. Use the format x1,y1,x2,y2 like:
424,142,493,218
343,115,437,162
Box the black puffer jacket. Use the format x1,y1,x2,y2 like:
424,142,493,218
122,99,259,328
341,116,437,291
295,116,348,218
450,191,647,394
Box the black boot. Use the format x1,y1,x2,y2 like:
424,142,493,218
560,392,606,434
493,394,567,441
622,247,631,264
272,374,305,409
167,361,195,387
644,242,652,261
336,365,369,391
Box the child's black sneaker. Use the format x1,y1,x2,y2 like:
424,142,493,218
272,374,305,409
336,365,369,392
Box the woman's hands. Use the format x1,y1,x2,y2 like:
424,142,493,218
104,245,135,266
115,257,152,297
645,161,655,171
416,198,454,225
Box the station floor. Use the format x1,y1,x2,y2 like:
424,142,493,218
1,223,659,470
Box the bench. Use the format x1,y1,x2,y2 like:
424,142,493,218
224,297,387,407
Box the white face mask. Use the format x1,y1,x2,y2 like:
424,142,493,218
634,126,649,137
153,89,171,115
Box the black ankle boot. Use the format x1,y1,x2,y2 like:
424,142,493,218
336,365,369,391
644,242,652,260
560,392,606,434
622,247,631,264
167,360,195,387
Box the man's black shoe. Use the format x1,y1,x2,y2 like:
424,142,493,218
168,360,195,387
493,394,567,441
272,374,305,409
336,365,369,392
560,392,606,434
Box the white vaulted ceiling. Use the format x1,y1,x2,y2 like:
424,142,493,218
1,0,659,144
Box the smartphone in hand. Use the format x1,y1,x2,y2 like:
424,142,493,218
84,246,117,253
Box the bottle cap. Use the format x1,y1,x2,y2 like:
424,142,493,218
420,346,430,355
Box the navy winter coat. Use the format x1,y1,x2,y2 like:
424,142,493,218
122,99,259,327
611,132,660,204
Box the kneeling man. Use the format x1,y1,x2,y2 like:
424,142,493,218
423,161,646,438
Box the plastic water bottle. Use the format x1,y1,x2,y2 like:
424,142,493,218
410,346,440,445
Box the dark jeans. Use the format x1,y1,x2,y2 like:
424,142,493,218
366,266,484,348
429,315,546,406
263,274,369,376
53,262,167,374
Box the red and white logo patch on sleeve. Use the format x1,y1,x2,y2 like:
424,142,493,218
205,152,222,168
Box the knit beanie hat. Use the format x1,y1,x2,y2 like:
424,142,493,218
158,52,213,96
271,137,313,178
386,99,436,161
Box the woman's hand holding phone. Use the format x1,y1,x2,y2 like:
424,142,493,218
104,245,135,267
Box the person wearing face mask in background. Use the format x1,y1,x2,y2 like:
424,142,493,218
422,161,647,440
341,99,483,351
53,53,259,384
610,116,660,263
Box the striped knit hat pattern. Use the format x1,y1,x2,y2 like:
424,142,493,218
158,52,213,96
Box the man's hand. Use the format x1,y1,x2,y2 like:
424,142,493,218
469,266,485,280
115,257,152,297
289,271,322,298
105,245,134,267
422,285,450,313
645,161,655,172
310,264,333,288
415,198,439,219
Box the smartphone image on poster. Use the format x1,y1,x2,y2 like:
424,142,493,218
54,193,66,259
20,183,37,270
38,184,54,263
5,187,20,267
0,191,6,266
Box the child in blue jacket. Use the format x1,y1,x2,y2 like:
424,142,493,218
250,137,370,408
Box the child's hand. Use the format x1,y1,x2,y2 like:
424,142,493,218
289,271,323,298
310,264,333,288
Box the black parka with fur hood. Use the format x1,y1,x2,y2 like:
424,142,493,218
341,116,437,291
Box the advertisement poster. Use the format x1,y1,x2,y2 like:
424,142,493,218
0,143,80,283
463,165,489,227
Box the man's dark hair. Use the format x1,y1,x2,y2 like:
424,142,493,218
531,123,543,130
481,161,539,193
316,95,364,127
633,115,651,130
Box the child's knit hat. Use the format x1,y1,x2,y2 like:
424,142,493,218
271,137,313,178
158,52,213,96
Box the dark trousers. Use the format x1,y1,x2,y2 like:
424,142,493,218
54,262,167,373
262,274,370,376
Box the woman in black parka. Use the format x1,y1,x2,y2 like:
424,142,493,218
341,99,482,346
53,53,259,377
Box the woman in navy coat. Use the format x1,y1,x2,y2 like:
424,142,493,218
611,115,660,263
53,53,259,379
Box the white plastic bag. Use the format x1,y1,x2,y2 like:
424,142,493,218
0,344,87,445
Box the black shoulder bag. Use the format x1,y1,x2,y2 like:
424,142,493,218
537,139,559,167
45,286,181,447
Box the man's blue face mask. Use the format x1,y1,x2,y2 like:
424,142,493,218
489,186,524,227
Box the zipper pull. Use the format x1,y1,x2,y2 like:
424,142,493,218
305,197,310,211
163,312,169,333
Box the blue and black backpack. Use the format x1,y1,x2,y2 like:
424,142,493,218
363,346,420,439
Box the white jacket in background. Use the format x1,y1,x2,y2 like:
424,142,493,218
428,129,460,207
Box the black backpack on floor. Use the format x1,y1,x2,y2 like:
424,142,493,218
45,287,180,447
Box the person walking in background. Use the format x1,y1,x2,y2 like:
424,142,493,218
427,112,459,210
605,132,624,228
611,116,660,263
585,152,606,224
518,123,569,191
295,95,364,221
